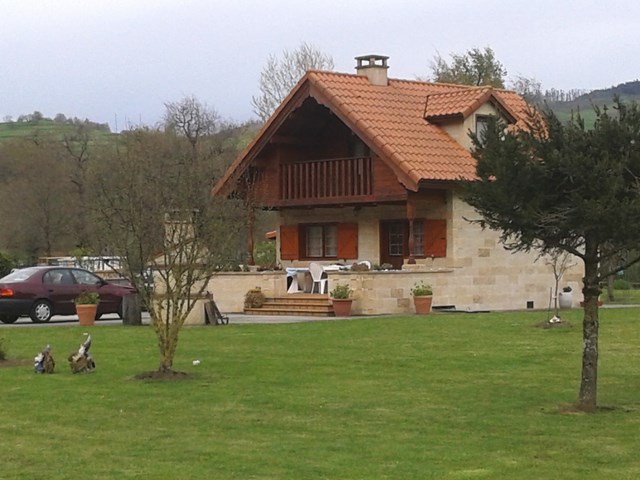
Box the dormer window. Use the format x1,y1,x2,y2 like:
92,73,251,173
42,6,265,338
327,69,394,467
475,115,492,144
476,114,491,136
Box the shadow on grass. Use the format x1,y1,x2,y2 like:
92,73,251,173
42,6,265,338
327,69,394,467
133,370,191,380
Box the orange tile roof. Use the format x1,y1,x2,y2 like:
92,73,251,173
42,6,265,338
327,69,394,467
424,87,517,124
212,70,530,195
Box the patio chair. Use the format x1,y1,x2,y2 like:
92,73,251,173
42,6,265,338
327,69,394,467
309,262,328,294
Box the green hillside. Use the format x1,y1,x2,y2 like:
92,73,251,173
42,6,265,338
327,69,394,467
0,118,115,143
549,80,640,126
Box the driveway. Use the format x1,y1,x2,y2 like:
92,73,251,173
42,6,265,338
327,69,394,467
0,312,360,327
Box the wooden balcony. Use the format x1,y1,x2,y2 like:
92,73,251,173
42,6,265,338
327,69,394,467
280,156,373,204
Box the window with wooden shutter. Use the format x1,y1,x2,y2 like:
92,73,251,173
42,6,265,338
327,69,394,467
424,219,447,257
280,225,299,260
337,223,358,259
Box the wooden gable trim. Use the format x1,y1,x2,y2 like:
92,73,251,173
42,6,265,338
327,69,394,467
211,79,313,198
308,82,419,193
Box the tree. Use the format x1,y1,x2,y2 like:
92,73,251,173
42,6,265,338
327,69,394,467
509,75,543,104
463,99,640,411
430,46,506,88
93,123,244,374
164,95,219,155
0,138,75,259
251,42,334,122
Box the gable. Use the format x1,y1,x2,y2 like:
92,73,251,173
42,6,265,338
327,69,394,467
212,70,530,197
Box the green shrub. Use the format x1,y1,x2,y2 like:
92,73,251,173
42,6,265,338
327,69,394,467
411,281,433,296
254,240,276,267
75,291,100,304
0,252,14,278
244,287,266,308
614,278,632,290
330,283,353,299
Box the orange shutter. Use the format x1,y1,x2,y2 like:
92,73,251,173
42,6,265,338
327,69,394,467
424,219,446,257
337,223,358,259
280,225,299,260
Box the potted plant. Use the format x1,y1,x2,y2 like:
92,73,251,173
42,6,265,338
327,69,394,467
558,285,573,309
411,281,433,314
244,287,266,309
330,283,353,316
75,291,100,326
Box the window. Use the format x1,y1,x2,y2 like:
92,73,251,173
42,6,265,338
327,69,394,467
475,115,493,145
280,222,358,261
304,224,337,258
71,269,101,286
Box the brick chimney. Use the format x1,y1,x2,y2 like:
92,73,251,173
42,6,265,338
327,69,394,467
355,54,389,86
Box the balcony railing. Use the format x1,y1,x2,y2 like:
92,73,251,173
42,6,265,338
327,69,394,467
280,156,372,201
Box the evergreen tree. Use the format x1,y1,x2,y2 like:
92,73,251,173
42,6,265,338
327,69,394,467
464,99,640,411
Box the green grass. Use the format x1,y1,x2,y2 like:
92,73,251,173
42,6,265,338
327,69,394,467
607,288,640,305
3,309,640,479
0,119,116,143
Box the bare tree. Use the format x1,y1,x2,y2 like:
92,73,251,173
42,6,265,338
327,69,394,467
251,42,334,122
0,138,75,259
93,125,244,374
164,95,219,156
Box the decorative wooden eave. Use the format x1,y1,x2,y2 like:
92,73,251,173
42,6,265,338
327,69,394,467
308,76,423,192
211,76,314,198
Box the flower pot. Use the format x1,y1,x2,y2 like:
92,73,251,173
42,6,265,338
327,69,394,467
76,304,97,326
332,298,353,316
558,292,573,309
413,295,433,314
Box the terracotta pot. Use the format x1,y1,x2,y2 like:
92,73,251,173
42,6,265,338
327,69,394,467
76,304,98,326
332,298,353,316
413,295,433,314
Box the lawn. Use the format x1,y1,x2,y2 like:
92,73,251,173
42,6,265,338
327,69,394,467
607,288,640,305
2,308,640,479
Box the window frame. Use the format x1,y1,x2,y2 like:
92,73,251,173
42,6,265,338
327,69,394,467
300,223,339,260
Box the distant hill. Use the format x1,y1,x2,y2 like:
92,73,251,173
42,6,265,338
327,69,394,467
548,80,640,126
0,115,114,144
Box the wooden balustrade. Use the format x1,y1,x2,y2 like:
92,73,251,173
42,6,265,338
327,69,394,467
280,157,372,201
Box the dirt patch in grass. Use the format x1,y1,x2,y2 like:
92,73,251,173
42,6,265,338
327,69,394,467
133,370,191,380
0,358,32,368
534,318,573,329
557,403,620,414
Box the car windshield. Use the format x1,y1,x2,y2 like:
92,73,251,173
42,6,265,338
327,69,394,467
0,267,40,282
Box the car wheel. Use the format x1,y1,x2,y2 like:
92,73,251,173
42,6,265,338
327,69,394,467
0,314,19,324
30,300,53,323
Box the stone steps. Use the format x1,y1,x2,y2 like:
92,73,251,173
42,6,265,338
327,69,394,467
244,294,334,316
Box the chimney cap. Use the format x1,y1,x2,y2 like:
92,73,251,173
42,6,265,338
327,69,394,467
355,54,389,69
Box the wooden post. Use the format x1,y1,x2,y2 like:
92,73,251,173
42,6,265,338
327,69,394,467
122,293,142,325
406,197,417,264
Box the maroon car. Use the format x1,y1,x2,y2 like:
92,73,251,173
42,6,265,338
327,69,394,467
0,266,136,323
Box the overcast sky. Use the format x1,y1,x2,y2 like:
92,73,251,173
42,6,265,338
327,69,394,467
2,0,638,131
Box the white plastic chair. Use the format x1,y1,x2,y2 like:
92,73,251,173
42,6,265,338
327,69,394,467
309,262,328,294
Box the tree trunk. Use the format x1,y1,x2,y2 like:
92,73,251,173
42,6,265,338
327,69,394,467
606,275,615,301
578,250,600,411
122,293,142,325
246,205,255,266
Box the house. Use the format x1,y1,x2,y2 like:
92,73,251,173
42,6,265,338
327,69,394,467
209,55,581,315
